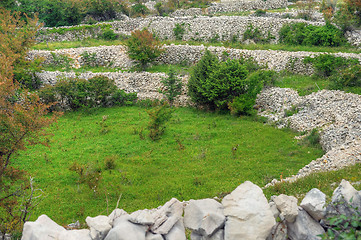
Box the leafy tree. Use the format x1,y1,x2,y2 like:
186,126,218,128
147,103,173,141
126,29,164,71
0,8,58,235
160,68,183,106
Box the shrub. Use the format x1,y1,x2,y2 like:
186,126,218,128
147,103,173,141
331,64,361,90
304,54,359,77
81,51,98,67
126,29,164,70
160,68,183,106
243,24,274,44
39,76,138,110
130,3,149,17
69,162,102,192
279,22,346,47
188,50,270,114
254,9,266,16
173,23,185,41
100,28,118,40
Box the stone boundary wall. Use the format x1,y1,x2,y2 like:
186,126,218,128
35,71,191,106
208,0,287,13
36,16,324,43
29,44,361,75
20,179,361,240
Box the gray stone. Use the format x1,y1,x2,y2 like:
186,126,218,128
86,215,112,240
184,199,225,237
287,208,325,240
145,232,163,240
58,229,92,240
222,181,275,240
108,208,127,226
21,215,66,240
191,229,224,240
104,215,147,240
269,201,280,220
273,194,298,223
164,218,186,240
300,188,326,221
130,209,155,225
266,222,287,240
151,198,184,235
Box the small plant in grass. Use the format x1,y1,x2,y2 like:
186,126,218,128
126,29,164,71
159,68,183,106
321,201,361,239
104,156,117,170
99,115,110,134
69,162,102,193
173,23,185,41
254,9,267,16
81,51,98,67
147,103,173,141
49,53,73,71
284,105,299,117
302,129,321,148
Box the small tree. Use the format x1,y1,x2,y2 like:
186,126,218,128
160,68,183,106
0,8,58,235
126,29,164,71
147,103,173,141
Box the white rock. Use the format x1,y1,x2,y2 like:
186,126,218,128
164,218,186,240
86,215,112,240
104,215,147,240
300,188,326,221
21,215,66,240
184,199,225,237
146,232,163,240
273,194,298,223
332,179,361,208
222,181,276,240
108,209,127,226
58,229,92,240
287,208,325,240
269,201,280,220
151,198,184,235
191,229,224,240
130,209,155,225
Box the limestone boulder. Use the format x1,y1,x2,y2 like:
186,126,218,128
164,218,186,240
58,229,92,240
108,209,127,226
222,181,276,240
184,199,225,237
273,194,298,223
300,188,326,221
145,232,163,240
151,198,184,235
191,229,224,240
130,209,155,225
269,201,280,220
104,215,147,240
21,215,66,240
287,207,325,240
86,215,112,240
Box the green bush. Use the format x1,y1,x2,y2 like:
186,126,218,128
100,28,118,40
188,50,270,114
331,64,361,90
304,54,359,77
147,104,173,141
254,9,267,16
173,23,185,41
39,76,138,110
160,68,183,106
243,24,274,44
130,3,149,17
279,22,346,47
126,29,164,71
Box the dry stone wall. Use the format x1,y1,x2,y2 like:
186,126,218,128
208,0,287,13
20,180,361,240
36,16,324,43
29,44,361,75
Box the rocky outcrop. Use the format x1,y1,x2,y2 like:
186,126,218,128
21,180,361,240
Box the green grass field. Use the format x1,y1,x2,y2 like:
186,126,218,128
13,106,324,224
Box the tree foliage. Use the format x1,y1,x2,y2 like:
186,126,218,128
160,68,183,106
0,8,58,235
126,29,164,71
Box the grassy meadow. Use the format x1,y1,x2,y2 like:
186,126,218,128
13,106,325,224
